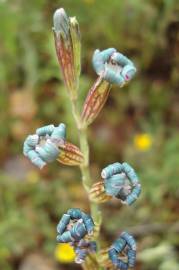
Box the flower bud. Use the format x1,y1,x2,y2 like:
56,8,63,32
70,17,81,82
53,8,81,100
81,76,111,127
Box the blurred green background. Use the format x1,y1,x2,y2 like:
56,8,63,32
0,0,179,269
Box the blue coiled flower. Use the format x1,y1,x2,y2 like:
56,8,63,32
23,123,66,169
56,208,96,264
92,48,136,86
108,232,136,270
57,208,94,243
101,162,141,205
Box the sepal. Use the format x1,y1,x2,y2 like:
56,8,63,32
81,76,111,126
57,141,84,166
89,181,112,203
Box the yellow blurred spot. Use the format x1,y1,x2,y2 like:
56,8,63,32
134,133,152,151
55,243,75,263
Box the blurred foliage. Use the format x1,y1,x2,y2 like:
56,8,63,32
0,0,179,269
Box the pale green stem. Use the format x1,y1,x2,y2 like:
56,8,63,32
70,99,102,224
70,97,102,269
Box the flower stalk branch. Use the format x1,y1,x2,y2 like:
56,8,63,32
70,97,102,235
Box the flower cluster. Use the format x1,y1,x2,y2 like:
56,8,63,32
56,208,96,264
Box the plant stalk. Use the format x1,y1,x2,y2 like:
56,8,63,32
70,97,102,269
71,99,102,224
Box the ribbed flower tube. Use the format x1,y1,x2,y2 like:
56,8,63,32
57,141,84,166
81,76,111,126
53,8,81,100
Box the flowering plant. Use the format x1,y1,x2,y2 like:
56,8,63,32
23,7,140,270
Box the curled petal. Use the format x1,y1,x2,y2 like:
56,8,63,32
81,212,94,235
57,141,84,166
101,162,122,179
51,123,66,141
73,240,97,264
27,150,46,169
67,208,82,219
92,48,116,75
57,214,71,234
36,124,55,136
23,135,39,156
75,247,87,264
57,231,74,243
36,140,59,162
81,76,111,126
104,174,128,199
121,232,137,251
70,222,87,241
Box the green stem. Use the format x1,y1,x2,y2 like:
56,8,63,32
70,97,102,269
71,98,102,224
